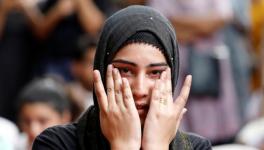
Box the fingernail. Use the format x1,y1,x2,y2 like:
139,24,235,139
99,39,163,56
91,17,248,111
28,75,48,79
167,67,170,72
166,68,171,79
183,108,187,114
161,71,166,80
114,68,119,74
108,64,112,70
187,75,192,80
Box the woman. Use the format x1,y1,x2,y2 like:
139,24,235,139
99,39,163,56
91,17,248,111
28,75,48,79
32,5,211,150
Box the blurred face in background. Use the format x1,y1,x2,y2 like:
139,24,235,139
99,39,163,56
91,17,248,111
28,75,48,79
19,102,70,148
72,47,96,91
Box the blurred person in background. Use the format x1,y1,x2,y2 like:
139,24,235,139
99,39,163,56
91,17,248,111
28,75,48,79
19,0,105,81
148,0,241,145
236,117,264,149
68,35,97,120
110,0,146,8
250,0,264,92
223,0,251,124
0,0,36,121
249,0,264,118
16,76,71,150
213,143,259,150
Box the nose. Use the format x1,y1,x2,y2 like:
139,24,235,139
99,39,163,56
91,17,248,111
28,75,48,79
131,73,152,101
28,122,42,144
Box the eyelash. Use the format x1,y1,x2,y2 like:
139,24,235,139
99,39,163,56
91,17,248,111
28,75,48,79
116,67,165,79
148,70,164,79
117,67,132,77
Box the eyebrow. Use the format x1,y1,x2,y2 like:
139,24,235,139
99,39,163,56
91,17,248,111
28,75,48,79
111,59,168,67
112,59,136,66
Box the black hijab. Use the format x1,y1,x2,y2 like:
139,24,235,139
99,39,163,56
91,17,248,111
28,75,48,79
77,5,185,150
93,5,179,108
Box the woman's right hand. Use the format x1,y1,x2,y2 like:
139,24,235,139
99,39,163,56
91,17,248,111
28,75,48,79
93,65,141,150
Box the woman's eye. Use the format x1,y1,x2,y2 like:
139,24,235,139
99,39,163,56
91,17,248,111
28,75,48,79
118,68,132,76
149,70,163,78
39,118,49,125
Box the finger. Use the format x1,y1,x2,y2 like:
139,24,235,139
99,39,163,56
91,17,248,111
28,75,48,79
93,70,108,112
175,108,187,135
106,65,116,108
151,70,166,102
165,68,173,105
150,79,165,110
173,75,192,111
122,78,136,111
113,68,125,109
151,79,161,103
159,70,168,106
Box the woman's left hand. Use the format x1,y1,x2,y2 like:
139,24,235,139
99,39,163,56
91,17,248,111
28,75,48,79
142,68,192,150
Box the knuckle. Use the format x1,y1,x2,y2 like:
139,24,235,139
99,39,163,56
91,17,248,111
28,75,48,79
107,87,113,93
167,89,172,94
124,94,131,100
115,89,121,94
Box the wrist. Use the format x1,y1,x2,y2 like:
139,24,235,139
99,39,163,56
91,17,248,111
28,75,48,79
141,143,169,150
110,141,140,150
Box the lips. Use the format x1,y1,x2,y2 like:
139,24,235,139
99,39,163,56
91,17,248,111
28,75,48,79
136,104,146,109
135,103,149,115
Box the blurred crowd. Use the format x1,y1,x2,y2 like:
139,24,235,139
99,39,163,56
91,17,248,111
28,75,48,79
0,0,264,149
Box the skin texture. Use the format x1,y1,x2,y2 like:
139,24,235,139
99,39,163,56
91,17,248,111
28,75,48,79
93,43,191,150
19,103,70,149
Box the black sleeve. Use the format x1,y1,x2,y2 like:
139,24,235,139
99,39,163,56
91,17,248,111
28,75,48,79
32,124,78,150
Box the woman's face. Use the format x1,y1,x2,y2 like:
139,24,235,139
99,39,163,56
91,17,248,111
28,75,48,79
111,43,168,125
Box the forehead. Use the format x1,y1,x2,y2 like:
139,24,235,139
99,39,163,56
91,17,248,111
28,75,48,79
20,103,60,117
113,43,166,65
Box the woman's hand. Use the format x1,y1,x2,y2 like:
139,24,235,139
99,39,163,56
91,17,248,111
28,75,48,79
93,65,141,150
142,68,192,150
